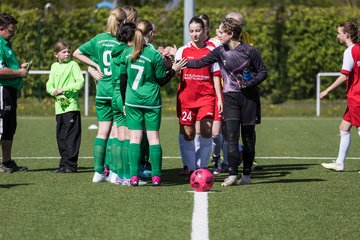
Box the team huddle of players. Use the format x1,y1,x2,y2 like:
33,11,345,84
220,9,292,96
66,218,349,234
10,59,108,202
73,6,267,187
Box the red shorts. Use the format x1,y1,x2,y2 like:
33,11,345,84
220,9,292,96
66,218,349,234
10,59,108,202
343,105,360,126
179,104,215,125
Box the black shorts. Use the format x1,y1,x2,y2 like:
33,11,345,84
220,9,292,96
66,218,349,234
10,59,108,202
0,86,17,140
223,89,261,125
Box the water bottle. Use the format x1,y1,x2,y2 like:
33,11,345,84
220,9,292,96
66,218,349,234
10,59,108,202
243,68,252,81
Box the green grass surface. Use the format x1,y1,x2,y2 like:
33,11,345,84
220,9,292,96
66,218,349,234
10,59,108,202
1,117,360,240
17,97,348,117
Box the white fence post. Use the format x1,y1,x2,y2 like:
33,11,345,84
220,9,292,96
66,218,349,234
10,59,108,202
316,72,340,117
28,70,89,116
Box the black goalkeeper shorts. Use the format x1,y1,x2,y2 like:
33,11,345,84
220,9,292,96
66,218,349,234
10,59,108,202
223,90,261,125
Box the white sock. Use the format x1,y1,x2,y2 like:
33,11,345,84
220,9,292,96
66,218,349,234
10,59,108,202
336,131,351,165
212,134,223,157
183,139,196,171
199,136,212,168
178,133,186,166
222,140,228,165
194,133,201,168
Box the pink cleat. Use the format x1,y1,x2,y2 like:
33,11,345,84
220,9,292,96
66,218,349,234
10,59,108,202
152,176,161,186
130,176,139,187
103,164,110,176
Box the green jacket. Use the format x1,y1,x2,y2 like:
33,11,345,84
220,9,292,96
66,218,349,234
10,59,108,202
46,60,84,115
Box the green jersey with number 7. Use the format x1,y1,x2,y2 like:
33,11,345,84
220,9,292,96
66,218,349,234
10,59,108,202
119,45,166,108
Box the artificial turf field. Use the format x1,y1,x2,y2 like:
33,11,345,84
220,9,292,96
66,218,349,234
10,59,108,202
1,116,360,240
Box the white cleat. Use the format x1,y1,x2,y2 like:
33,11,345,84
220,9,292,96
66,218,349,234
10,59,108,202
92,172,107,182
109,172,118,184
321,162,344,172
221,175,238,187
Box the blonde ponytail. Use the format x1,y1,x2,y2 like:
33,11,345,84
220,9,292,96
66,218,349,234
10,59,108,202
104,7,127,36
130,20,153,62
131,29,145,62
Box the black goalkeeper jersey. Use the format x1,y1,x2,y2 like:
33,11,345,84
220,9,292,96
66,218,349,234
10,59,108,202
187,42,267,93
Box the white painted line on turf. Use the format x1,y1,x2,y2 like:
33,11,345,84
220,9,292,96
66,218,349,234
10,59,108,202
191,192,209,240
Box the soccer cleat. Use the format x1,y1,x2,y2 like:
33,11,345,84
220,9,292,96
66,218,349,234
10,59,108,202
138,179,147,186
130,176,139,186
179,165,189,176
114,176,123,185
103,164,110,176
109,172,118,184
152,176,161,186
143,169,152,177
2,160,28,172
212,165,221,175
321,162,344,172
122,178,130,186
238,174,251,185
0,163,13,173
221,175,238,187
251,161,258,171
92,172,107,183
52,167,76,173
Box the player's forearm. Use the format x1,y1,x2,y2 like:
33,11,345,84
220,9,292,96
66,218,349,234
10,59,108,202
325,74,347,93
0,67,25,78
213,76,222,100
73,50,97,69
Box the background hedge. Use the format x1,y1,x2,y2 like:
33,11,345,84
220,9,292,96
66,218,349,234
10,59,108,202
1,4,359,102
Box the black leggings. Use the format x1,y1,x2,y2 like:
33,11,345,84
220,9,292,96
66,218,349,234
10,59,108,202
226,119,255,176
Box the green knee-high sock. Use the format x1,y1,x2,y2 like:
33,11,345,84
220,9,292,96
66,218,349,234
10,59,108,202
105,138,113,171
129,143,141,177
150,144,162,177
122,140,130,179
110,138,119,173
93,138,107,173
116,139,124,178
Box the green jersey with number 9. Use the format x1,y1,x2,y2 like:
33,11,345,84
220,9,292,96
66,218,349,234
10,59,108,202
78,32,121,99
120,45,166,108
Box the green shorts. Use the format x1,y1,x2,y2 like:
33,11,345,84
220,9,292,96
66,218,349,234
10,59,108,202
126,106,162,131
96,98,113,121
112,95,127,127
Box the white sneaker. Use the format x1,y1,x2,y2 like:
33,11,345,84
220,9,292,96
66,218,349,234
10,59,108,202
238,174,251,185
92,172,107,182
251,162,257,171
221,175,238,187
321,162,344,172
114,176,123,185
110,172,118,184
138,179,147,186
122,178,130,186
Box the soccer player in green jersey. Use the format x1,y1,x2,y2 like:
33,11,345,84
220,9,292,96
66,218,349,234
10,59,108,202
73,8,127,182
119,20,187,186
110,22,137,185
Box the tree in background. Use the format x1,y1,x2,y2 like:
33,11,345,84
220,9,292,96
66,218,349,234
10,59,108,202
1,0,359,10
